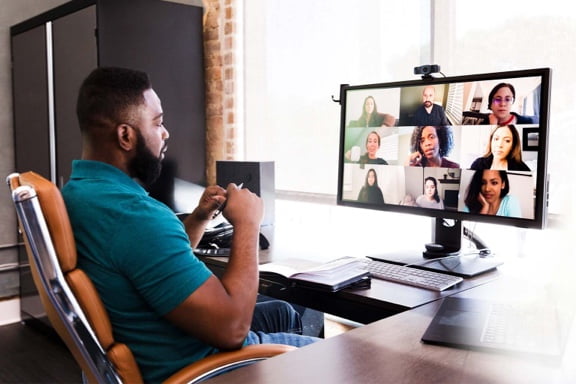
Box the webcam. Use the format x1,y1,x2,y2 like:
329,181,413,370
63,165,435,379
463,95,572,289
414,64,441,77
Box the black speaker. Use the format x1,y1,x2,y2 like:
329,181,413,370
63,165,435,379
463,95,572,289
216,161,275,226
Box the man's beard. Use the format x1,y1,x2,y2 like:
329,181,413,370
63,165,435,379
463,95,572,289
129,131,164,186
424,101,433,108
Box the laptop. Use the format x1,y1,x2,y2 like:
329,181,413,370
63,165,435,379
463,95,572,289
421,297,566,360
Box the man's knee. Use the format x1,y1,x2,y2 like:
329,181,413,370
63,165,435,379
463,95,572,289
254,300,302,333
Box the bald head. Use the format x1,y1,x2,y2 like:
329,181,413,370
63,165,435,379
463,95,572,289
422,86,435,108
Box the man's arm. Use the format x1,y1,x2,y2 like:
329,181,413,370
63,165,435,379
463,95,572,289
165,185,263,349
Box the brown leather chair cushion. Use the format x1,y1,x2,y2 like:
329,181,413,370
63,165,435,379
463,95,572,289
107,343,144,383
19,172,78,273
66,269,115,349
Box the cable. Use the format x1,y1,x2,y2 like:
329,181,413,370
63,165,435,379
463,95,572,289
463,224,492,256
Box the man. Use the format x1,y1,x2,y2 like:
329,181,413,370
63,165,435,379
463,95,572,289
62,67,317,382
411,85,449,126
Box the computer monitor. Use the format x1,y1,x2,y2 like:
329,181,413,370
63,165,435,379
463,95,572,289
337,68,551,268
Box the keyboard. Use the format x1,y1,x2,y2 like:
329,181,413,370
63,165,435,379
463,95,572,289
193,248,231,257
362,259,463,291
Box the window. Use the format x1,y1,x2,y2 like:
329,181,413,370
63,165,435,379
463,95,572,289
242,0,574,219
242,0,426,193
433,0,576,215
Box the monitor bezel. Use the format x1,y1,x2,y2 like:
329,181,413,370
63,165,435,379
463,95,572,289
336,68,551,229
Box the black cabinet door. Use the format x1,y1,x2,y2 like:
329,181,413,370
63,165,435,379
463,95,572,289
12,24,51,179
98,0,206,185
52,4,97,187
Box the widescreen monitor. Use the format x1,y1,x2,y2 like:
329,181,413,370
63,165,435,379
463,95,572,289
337,68,551,262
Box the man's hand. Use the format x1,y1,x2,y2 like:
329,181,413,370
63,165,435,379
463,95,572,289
196,185,227,221
184,185,226,247
223,184,263,228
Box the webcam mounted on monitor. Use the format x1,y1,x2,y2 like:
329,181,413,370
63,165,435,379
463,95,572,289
414,64,441,78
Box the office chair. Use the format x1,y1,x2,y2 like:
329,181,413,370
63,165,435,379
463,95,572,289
7,171,295,384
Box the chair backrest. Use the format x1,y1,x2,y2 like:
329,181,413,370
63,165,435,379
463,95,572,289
7,172,143,384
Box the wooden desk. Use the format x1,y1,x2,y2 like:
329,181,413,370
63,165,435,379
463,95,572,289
201,250,499,324
203,277,576,384
201,199,511,323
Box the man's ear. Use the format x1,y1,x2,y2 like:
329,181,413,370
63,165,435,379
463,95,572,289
117,124,135,151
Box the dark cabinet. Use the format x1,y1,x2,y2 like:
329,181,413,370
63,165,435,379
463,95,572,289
11,0,205,327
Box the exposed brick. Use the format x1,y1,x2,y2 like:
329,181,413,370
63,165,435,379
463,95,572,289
204,26,219,42
205,67,222,81
223,52,234,65
224,67,234,80
225,6,233,20
224,36,234,50
204,40,221,52
204,0,237,180
206,104,223,116
224,21,234,35
205,53,222,68
224,81,234,95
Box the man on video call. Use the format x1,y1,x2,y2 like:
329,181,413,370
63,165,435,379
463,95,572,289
412,85,450,126
61,67,318,382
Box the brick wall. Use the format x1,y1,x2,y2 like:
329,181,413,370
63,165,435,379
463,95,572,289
203,0,236,185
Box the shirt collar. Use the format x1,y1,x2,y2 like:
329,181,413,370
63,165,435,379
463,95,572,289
69,160,148,195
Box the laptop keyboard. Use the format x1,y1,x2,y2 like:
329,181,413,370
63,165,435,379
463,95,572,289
480,302,557,348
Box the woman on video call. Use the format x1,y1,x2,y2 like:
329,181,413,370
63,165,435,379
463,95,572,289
416,177,444,209
470,124,531,171
345,131,389,165
348,96,396,128
357,168,385,204
463,170,521,217
407,125,459,168
478,83,534,125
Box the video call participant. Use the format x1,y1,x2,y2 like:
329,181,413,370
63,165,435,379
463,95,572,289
470,124,531,171
348,95,396,127
62,67,318,383
407,126,459,168
478,83,534,125
400,194,417,206
411,86,449,126
357,168,385,204
360,131,388,165
416,177,444,209
463,170,522,217
345,131,389,165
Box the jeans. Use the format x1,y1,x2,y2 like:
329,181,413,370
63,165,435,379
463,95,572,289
245,300,321,347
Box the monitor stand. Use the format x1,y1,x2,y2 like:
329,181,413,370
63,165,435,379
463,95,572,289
368,218,503,278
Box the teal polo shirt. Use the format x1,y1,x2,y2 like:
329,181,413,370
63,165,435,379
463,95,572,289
62,160,214,383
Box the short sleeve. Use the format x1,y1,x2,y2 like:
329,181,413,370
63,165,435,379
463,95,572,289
112,196,213,315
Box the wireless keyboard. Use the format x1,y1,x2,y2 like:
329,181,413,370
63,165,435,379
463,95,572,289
362,259,463,291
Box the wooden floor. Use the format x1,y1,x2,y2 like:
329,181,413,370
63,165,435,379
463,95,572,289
0,321,81,383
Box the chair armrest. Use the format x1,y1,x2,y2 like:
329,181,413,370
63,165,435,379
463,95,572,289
163,344,296,384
